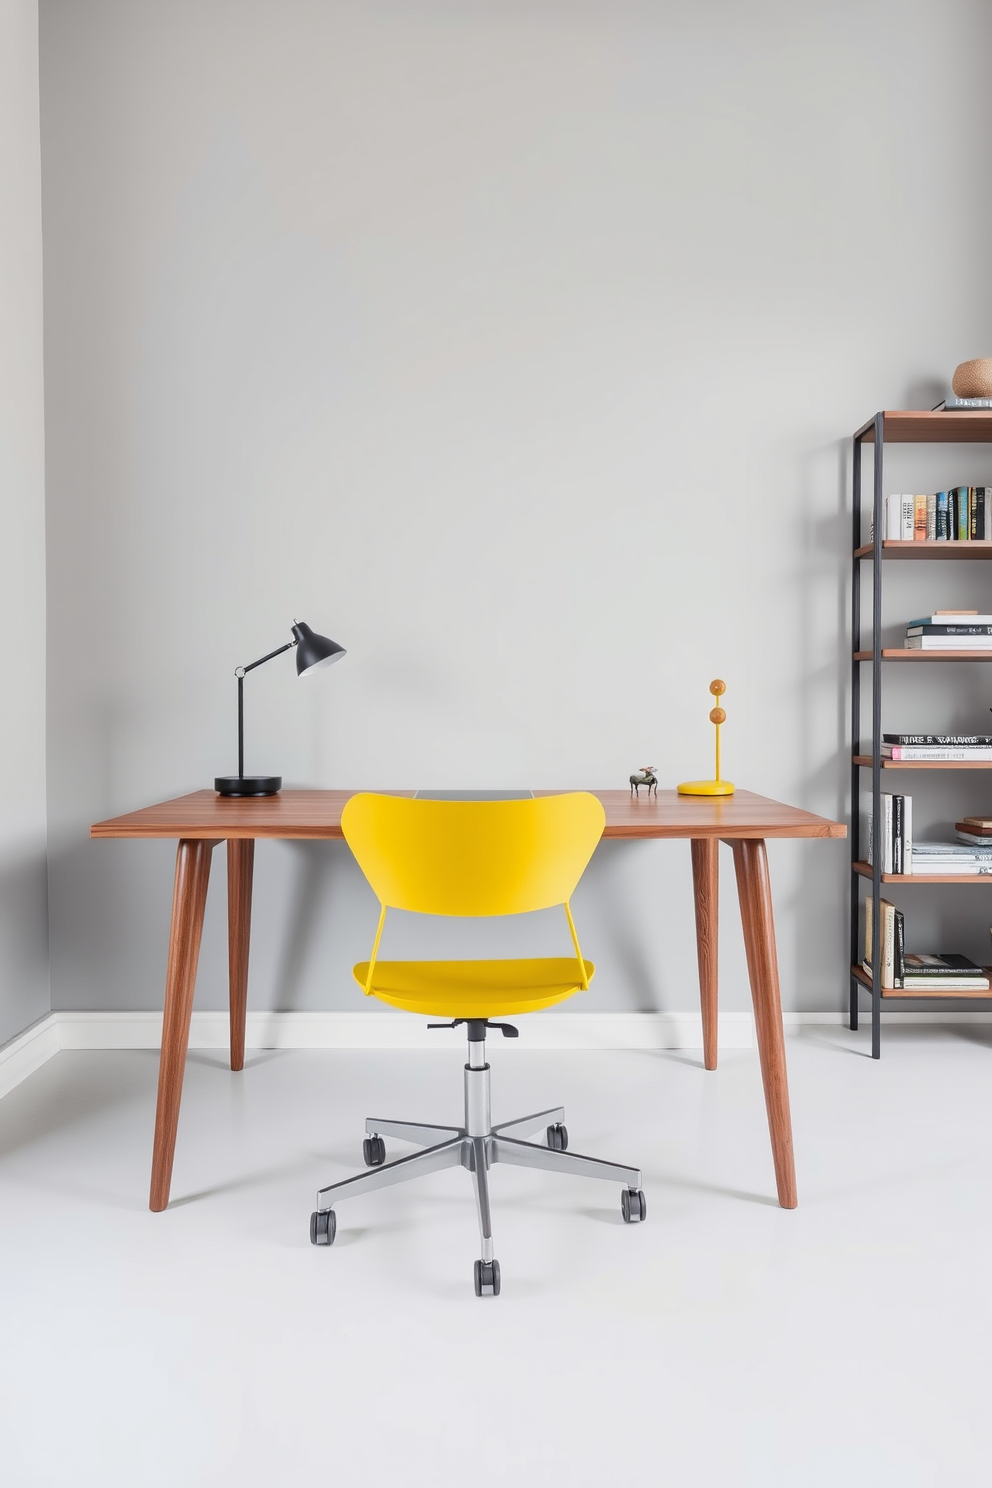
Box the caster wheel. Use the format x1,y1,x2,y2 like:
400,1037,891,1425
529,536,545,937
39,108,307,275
310,1209,336,1246
620,1188,647,1224
473,1259,501,1297
546,1122,568,1152
363,1135,386,1167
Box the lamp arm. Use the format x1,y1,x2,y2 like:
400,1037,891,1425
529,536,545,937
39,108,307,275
238,640,296,676
234,639,297,779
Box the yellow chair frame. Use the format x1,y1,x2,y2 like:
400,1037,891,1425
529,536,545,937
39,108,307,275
310,793,646,1296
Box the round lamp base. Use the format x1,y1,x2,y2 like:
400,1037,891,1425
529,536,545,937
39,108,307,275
214,775,282,797
677,779,735,797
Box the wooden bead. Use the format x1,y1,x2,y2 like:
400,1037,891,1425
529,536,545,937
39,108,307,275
709,679,726,697
710,707,726,724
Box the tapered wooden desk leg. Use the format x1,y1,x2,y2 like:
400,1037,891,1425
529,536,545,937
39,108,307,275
227,839,254,1073
149,838,219,1212
690,838,719,1071
729,837,797,1210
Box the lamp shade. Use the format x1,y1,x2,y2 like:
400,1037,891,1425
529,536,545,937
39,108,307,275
292,621,346,678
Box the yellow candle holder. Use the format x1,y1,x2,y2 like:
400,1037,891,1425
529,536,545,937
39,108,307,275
677,680,735,797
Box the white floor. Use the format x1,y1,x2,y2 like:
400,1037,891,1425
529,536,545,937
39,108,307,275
2,1027,991,1487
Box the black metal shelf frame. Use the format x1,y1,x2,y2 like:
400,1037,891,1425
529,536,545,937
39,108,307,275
850,415,992,1057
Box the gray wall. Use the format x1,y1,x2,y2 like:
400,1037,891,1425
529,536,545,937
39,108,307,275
0,0,49,1046
39,0,992,1020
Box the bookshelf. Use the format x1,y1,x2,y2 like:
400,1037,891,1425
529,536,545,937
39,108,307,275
851,411,992,1057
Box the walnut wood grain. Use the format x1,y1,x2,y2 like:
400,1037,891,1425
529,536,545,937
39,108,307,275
92,788,845,842
850,964,992,999
855,542,992,560
690,839,719,1071
227,839,254,1073
853,756,992,770
149,838,219,1211
857,411,992,444
853,859,992,884
855,650,992,662
728,838,797,1209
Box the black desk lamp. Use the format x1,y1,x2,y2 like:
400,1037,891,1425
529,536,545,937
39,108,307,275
214,620,346,797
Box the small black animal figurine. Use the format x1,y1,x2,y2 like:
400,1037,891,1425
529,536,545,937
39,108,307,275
629,765,658,798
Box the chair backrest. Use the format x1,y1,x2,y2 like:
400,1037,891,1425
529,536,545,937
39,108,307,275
341,792,606,916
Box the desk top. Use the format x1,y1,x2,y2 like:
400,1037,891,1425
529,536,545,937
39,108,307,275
91,789,845,842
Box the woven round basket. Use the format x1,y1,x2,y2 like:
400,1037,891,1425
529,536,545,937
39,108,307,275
951,359,992,398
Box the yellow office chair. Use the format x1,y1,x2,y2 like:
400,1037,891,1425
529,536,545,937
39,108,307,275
309,792,646,1297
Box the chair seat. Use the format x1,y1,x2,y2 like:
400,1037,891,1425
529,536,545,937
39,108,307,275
353,957,595,1017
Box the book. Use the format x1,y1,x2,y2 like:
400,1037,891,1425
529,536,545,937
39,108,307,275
882,746,992,760
864,793,911,872
884,493,901,541
863,896,899,987
901,493,915,540
904,637,992,649
906,624,992,636
936,490,949,540
863,794,890,872
910,842,992,873
913,494,927,540
935,395,992,410
900,954,989,990
956,831,992,845
884,735,992,745
908,615,992,626
903,954,985,973
959,816,992,830
955,486,970,541
876,486,992,545
902,979,989,990
892,792,904,874
974,487,987,541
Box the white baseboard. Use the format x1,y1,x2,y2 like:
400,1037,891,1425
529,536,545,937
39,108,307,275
54,1009,754,1052
3,1007,992,1100
0,1013,61,1099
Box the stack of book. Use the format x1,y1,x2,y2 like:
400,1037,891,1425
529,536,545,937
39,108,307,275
863,896,903,985
899,955,989,992
904,613,992,651
956,815,992,846
883,732,992,759
882,489,992,541
864,792,912,873
862,898,990,990
911,841,992,875
863,795,992,872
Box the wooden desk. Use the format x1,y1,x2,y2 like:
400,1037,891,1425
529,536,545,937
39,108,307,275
91,788,845,1213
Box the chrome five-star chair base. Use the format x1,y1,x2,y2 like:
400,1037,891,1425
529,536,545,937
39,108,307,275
310,1020,646,1296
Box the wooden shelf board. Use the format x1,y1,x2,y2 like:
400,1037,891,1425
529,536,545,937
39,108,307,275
853,860,992,884
856,411,992,444
851,966,992,999
855,542,992,560
853,756,992,769
854,649,992,661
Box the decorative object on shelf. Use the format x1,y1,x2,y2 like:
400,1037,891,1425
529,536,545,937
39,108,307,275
952,359,992,399
214,620,346,797
678,680,735,797
628,766,657,798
